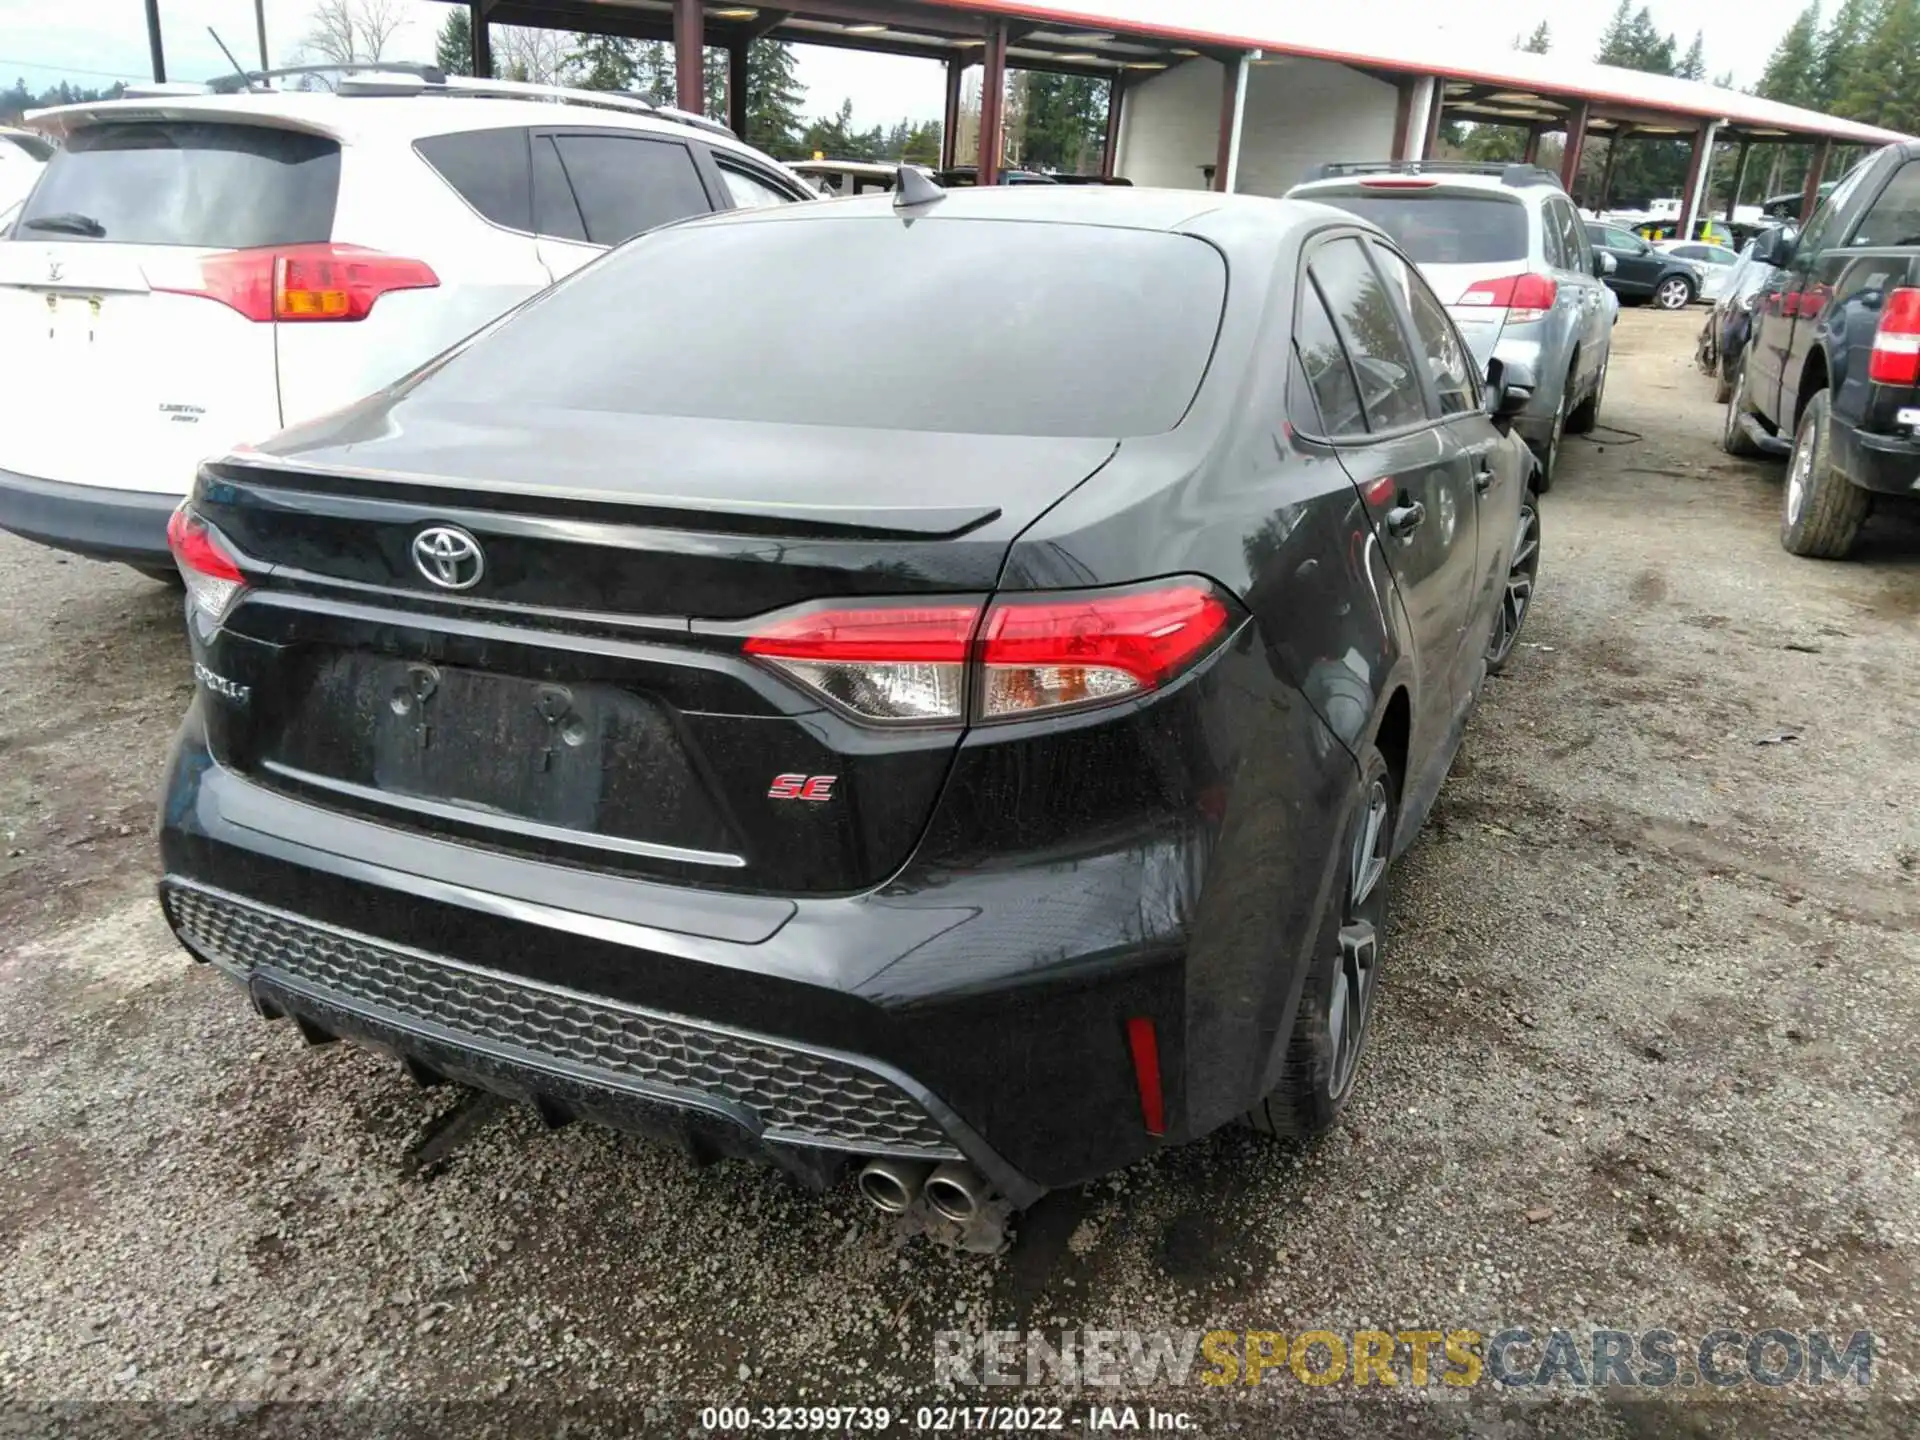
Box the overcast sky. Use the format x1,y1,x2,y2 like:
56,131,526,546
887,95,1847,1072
0,0,1810,127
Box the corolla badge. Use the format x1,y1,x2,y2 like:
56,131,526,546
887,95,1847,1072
411,526,486,590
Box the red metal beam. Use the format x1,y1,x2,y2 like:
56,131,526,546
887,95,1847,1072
1559,99,1590,194
1802,138,1832,222
1102,73,1125,179
674,0,704,115
1213,56,1240,192
977,20,1007,185
942,54,965,170
1522,125,1542,165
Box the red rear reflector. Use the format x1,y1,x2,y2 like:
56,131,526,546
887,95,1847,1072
1125,1016,1166,1136
166,506,245,619
156,244,439,323
1869,287,1920,386
1456,272,1557,322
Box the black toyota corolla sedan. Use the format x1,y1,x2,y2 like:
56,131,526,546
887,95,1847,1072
158,183,1540,1233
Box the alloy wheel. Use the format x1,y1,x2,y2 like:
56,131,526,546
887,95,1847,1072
1327,778,1390,1102
1487,499,1540,669
1656,277,1692,310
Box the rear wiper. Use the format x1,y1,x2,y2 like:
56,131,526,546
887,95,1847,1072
22,212,106,238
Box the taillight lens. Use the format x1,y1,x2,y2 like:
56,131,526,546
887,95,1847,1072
1869,287,1920,386
153,243,439,323
743,602,979,723
741,581,1234,725
166,506,245,620
1456,272,1557,323
979,583,1231,719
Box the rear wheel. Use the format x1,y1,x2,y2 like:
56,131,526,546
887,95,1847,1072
1245,746,1395,1139
1655,275,1696,310
1530,384,1568,493
1781,389,1870,559
1720,358,1764,458
1485,491,1540,674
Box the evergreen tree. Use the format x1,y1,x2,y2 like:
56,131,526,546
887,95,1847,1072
1519,22,1551,53
434,8,472,77
1758,5,1824,108
703,46,727,120
1595,0,1636,65
633,41,675,104
569,34,637,92
1838,0,1920,133
1677,31,1706,80
1018,72,1105,172
744,40,805,155
1815,0,1872,111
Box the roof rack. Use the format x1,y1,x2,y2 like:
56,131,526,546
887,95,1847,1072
1304,160,1564,190
200,62,738,139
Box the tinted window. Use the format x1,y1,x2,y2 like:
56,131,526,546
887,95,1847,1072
551,134,711,245
1851,160,1920,248
15,121,338,247
1540,204,1566,269
1795,158,1872,256
531,136,586,241
1306,191,1526,265
1373,244,1476,417
423,218,1225,437
1295,280,1367,437
717,161,797,209
1310,237,1428,431
1550,201,1587,272
415,128,531,232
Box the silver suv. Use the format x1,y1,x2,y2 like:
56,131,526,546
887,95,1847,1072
1289,161,1616,489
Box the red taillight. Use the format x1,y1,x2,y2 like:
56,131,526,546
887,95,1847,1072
1125,1016,1166,1136
1456,272,1557,323
740,581,1233,725
166,506,245,619
1869,287,1920,386
978,583,1231,719
1359,178,1438,188
154,243,439,323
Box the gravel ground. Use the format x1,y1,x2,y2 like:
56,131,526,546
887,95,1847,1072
2,307,1917,1436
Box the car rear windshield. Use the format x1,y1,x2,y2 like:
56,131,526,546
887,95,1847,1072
423,215,1228,437
1307,190,1528,265
15,121,339,247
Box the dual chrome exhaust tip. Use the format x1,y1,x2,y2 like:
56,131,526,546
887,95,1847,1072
857,1156,991,1222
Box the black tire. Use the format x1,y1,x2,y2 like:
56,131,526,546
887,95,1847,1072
1246,746,1396,1140
1485,489,1540,675
1781,389,1870,560
1566,355,1604,435
1712,356,1734,405
1720,357,1765,458
1529,384,1568,493
1654,274,1696,310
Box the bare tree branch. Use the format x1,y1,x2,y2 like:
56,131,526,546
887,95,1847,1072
492,26,571,85
299,0,406,65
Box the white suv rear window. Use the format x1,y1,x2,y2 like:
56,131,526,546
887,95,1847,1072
15,121,339,247
1306,190,1529,265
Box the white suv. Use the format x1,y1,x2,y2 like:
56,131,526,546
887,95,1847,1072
0,67,813,577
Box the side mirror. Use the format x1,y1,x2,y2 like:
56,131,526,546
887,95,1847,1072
1594,251,1617,277
1751,225,1796,267
1485,358,1537,426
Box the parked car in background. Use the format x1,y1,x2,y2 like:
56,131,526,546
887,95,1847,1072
1291,160,1612,487
1695,234,1782,401
1762,182,1836,220
791,158,908,196
1725,141,1920,558
157,184,1540,1242
0,65,812,579
1586,221,1704,309
1654,239,1740,302
0,125,50,214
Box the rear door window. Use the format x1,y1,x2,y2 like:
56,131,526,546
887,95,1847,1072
1372,243,1477,416
15,121,339,247
1849,160,1920,248
1295,279,1368,437
716,160,799,209
550,133,713,246
1304,191,1527,265
531,135,587,241
1551,200,1588,272
1309,236,1430,431
415,127,532,232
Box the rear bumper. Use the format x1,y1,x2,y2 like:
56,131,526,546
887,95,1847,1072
1832,425,1920,498
0,467,177,567
158,663,1356,1197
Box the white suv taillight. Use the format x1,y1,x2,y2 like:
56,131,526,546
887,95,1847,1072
1869,287,1920,386
166,506,245,620
1457,272,1558,324
152,243,439,322
742,582,1234,725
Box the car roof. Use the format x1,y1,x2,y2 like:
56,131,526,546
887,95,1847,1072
686,183,1287,232
22,89,769,160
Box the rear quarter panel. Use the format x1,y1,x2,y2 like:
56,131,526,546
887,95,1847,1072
1811,248,1920,433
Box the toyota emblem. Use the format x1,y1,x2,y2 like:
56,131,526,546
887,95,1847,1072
411,526,485,590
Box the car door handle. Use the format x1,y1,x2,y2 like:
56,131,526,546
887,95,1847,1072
1385,501,1426,538
1473,466,1495,493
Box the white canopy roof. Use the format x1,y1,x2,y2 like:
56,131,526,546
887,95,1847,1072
931,0,1910,145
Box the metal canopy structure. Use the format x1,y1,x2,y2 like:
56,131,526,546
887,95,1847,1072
137,0,1911,221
